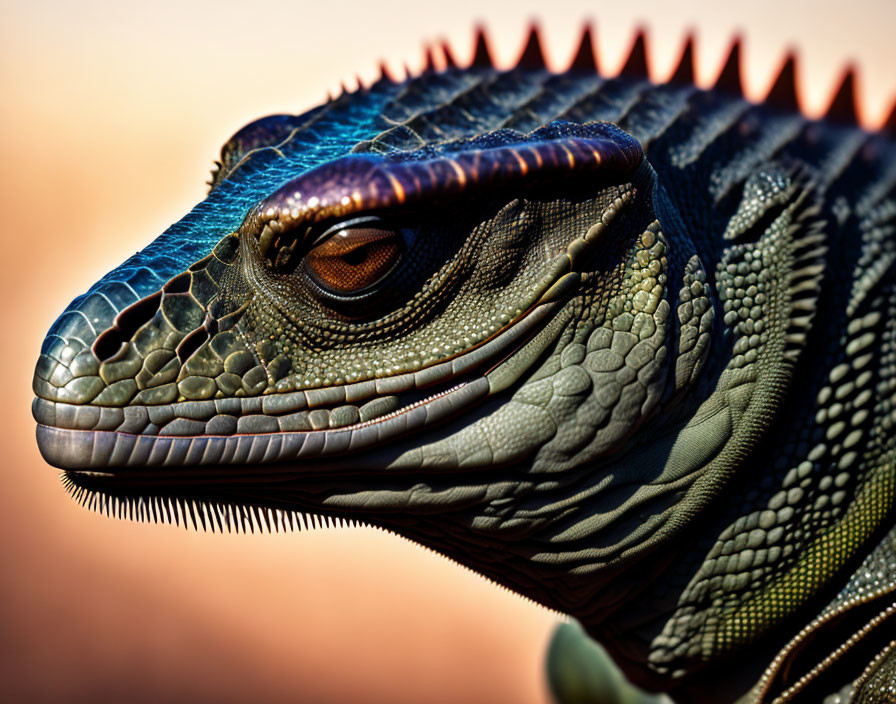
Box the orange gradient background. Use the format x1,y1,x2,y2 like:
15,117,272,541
1,2,893,702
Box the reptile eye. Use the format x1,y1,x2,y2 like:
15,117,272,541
306,224,405,295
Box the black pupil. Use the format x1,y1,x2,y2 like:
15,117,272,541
343,245,369,266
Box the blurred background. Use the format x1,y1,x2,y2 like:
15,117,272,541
1,1,893,702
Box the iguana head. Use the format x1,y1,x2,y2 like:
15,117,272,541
33,73,715,620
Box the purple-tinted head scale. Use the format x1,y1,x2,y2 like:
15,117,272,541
244,121,643,245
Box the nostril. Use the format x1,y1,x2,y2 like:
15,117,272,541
92,290,163,361
117,290,163,335
92,329,126,362
175,325,210,363
163,272,191,294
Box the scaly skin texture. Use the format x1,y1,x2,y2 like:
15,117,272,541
32,29,896,703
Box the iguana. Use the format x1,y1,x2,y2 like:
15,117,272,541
31,25,896,704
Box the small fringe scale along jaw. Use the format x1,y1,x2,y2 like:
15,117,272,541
34,121,645,474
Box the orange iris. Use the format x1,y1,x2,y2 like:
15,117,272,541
306,226,404,294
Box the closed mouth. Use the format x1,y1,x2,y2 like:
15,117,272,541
35,292,568,472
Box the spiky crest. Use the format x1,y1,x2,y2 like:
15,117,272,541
765,52,800,112
441,40,457,69
883,101,896,137
568,24,598,73
423,44,437,72
471,26,493,68
516,24,547,70
669,32,695,85
715,36,744,96
619,28,649,79
412,25,883,133
825,66,860,124
377,60,395,83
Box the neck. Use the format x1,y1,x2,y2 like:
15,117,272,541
588,393,895,696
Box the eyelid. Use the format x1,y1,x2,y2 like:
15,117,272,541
310,215,387,248
312,227,400,259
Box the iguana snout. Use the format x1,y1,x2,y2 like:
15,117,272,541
34,121,675,472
